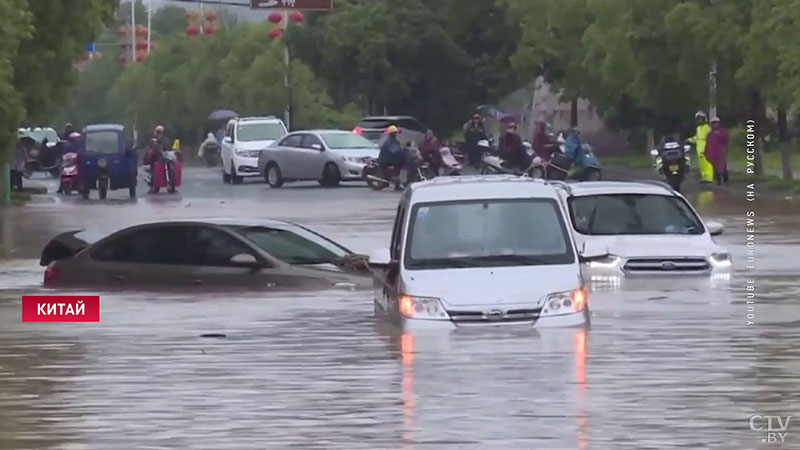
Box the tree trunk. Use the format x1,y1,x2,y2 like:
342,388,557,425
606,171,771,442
748,88,765,177
570,98,578,128
778,107,788,142
646,128,654,156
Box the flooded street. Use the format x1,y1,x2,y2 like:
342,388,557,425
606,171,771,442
1,168,799,449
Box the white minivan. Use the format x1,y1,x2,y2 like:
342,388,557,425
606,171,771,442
368,176,601,330
221,116,288,184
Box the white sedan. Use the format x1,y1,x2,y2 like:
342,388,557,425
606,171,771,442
258,130,379,188
555,181,732,277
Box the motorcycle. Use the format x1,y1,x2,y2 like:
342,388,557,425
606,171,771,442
203,142,221,167
651,143,691,191
145,149,182,194
480,140,539,177
429,146,462,177
364,148,429,191
23,141,63,178
544,134,602,181
59,152,80,195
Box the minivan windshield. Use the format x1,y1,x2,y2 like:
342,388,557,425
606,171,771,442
236,123,286,142
404,199,575,269
569,194,704,235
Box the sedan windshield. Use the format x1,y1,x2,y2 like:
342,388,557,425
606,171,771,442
405,199,575,270
85,131,119,154
237,123,285,142
320,133,376,149
232,225,350,265
569,194,704,235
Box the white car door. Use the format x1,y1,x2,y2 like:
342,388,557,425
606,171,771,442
297,134,329,180
221,121,235,172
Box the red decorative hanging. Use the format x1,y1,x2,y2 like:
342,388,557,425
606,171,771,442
268,12,283,24
118,26,127,37
204,10,218,22
186,24,200,36
136,39,148,50
119,54,127,63
136,53,146,62
268,28,283,40
290,11,304,23
204,25,216,35
136,25,148,36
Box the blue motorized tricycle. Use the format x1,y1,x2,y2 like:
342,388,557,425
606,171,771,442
78,124,137,200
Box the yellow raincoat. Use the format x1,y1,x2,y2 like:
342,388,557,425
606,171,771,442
688,123,713,182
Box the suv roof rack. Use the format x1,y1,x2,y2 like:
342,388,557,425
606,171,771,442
634,179,677,194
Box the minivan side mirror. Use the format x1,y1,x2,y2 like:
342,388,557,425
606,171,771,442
223,137,233,144
368,248,393,268
311,143,323,151
230,253,261,268
706,221,724,236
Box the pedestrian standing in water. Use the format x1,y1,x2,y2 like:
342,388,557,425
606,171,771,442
10,138,27,191
705,117,729,185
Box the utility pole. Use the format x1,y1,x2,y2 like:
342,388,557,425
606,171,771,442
283,8,291,130
130,1,136,64
147,0,152,54
708,0,717,118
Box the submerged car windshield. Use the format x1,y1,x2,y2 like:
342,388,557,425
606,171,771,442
569,194,704,235
232,225,350,265
236,123,285,142
404,199,575,269
320,133,376,149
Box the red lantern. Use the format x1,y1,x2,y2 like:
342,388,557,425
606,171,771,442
118,26,127,36
205,10,218,21
186,24,200,36
268,12,283,24
136,39,148,50
290,11,304,23
204,25,216,35
136,53,146,62
119,54,127,64
268,28,283,40
136,25,147,36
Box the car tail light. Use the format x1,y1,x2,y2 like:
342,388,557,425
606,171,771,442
43,264,60,286
352,127,363,135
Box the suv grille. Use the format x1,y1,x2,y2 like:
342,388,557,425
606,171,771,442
447,308,541,323
623,257,710,273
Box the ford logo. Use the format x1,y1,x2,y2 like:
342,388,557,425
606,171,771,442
661,261,677,270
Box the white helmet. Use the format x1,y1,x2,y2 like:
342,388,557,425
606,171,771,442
477,139,490,148
523,141,532,149
695,111,707,119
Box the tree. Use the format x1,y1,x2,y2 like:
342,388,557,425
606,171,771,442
151,5,188,37
0,0,32,165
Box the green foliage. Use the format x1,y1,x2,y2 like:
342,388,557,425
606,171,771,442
0,0,32,163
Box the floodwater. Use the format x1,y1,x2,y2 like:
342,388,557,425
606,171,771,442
1,169,799,449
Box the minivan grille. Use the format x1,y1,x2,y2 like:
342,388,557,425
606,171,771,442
623,257,710,273
447,308,541,323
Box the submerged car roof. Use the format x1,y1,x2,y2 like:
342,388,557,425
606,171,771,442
407,176,564,203
565,181,677,197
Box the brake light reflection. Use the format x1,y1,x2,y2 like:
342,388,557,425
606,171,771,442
352,127,363,135
575,329,588,450
43,265,61,286
400,332,415,444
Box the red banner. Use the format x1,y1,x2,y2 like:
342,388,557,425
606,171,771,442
250,0,333,10
22,296,100,322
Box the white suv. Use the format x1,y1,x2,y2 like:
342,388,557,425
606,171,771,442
221,116,287,184
557,181,731,277
367,176,597,330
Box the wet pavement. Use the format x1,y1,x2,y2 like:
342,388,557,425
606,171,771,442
1,168,799,449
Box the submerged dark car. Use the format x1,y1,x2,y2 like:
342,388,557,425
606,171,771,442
40,219,370,289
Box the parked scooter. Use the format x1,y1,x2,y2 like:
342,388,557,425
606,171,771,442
432,145,462,177
480,140,538,177
203,141,221,167
544,133,603,181
651,142,691,192
59,152,80,195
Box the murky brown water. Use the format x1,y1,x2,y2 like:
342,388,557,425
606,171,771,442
1,169,799,449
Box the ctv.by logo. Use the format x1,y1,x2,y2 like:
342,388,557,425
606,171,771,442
750,415,791,444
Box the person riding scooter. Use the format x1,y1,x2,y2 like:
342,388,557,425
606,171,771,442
378,125,414,190
497,122,531,171
656,133,688,192
463,113,488,169
418,129,442,176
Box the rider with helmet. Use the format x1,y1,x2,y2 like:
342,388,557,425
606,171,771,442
378,125,413,190
497,122,530,171
463,113,488,169
687,111,713,184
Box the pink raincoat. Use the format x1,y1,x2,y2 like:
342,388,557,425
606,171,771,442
705,127,729,172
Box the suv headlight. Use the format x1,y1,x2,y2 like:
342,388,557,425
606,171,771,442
542,289,587,316
710,252,732,267
398,295,450,320
586,254,621,269
343,156,363,163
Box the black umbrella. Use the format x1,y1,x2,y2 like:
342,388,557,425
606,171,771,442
208,109,238,121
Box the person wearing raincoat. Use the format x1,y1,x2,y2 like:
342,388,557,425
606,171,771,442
687,111,713,183
705,117,729,185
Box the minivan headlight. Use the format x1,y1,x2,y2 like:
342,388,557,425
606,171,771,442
710,252,732,267
398,295,450,320
542,289,587,316
586,255,620,269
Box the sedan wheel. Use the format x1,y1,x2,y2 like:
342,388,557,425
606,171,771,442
321,163,341,187
266,163,284,188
